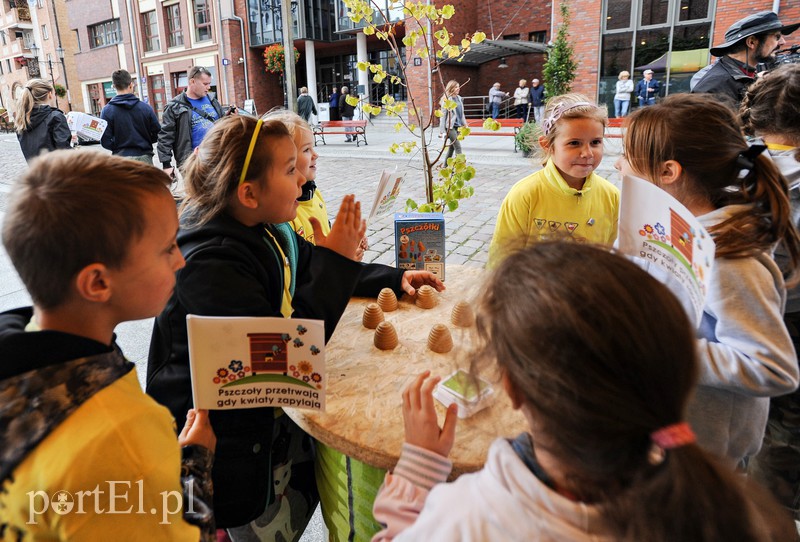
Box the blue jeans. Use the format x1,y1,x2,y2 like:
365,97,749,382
491,102,500,119
613,99,630,117
640,98,656,107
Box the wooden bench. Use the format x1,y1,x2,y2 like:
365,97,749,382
604,117,624,139
313,120,368,147
465,118,525,152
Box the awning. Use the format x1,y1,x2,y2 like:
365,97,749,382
635,48,710,73
443,40,548,67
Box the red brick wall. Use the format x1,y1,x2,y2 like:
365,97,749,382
403,0,551,121
553,1,600,99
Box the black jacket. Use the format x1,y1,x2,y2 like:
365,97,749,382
100,93,160,156
691,55,754,107
297,94,317,121
157,91,223,169
529,85,545,107
146,212,404,527
339,94,356,118
16,105,71,162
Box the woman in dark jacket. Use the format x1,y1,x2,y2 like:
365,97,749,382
338,85,357,142
14,79,71,162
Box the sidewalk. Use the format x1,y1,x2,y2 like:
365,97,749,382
0,119,624,372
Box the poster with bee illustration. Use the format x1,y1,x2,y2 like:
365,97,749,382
617,175,715,325
186,315,325,411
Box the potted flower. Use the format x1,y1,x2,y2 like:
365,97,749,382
263,44,300,75
515,122,538,158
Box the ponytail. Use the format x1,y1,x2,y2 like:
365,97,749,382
711,151,800,286
13,79,53,133
626,94,800,283
608,444,793,542
181,115,291,227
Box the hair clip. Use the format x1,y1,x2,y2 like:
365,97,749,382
541,101,594,136
735,144,767,172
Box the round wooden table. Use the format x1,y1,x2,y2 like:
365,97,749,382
285,265,529,476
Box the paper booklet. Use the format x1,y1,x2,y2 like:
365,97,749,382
66,111,108,142
617,175,716,324
368,166,405,222
186,315,326,411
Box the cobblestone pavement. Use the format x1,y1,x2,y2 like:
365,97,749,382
0,125,623,359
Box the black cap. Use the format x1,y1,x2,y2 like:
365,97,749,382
710,11,800,57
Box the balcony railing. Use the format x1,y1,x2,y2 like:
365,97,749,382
10,1,32,22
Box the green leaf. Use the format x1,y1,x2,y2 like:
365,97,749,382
447,200,459,211
471,31,486,43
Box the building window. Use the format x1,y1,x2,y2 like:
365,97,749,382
194,0,212,42
36,0,44,8
502,34,520,41
142,11,160,52
599,0,713,112
164,3,184,48
529,31,547,43
0,30,6,46
74,29,81,52
41,24,48,40
172,71,188,95
89,19,122,49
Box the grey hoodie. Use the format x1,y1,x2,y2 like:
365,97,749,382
689,204,799,466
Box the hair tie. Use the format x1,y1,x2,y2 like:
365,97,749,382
648,422,695,465
735,144,767,172
541,101,593,136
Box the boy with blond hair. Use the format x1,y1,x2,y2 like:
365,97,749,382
0,151,216,541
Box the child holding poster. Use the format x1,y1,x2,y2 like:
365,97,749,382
489,93,619,266
617,93,800,468
371,243,794,541
146,115,443,539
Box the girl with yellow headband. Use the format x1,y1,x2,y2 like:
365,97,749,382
146,115,443,540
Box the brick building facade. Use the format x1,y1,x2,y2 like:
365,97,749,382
5,1,799,122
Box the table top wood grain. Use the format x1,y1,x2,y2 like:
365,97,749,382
285,265,528,476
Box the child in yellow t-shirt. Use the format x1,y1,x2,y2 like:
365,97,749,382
0,151,216,541
489,93,619,266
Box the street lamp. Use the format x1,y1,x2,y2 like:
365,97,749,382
28,43,60,109
56,46,71,111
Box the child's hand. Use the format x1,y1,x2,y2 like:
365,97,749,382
354,235,369,262
401,271,446,296
403,371,458,457
313,194,367,260
178,409,216,452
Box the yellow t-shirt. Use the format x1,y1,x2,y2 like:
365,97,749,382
0,370,199,541
489,159,620,266
290,189,330,245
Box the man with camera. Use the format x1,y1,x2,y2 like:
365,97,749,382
692,11,799,106
157,66,225,178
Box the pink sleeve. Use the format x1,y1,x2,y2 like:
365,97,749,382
372,443,452,541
